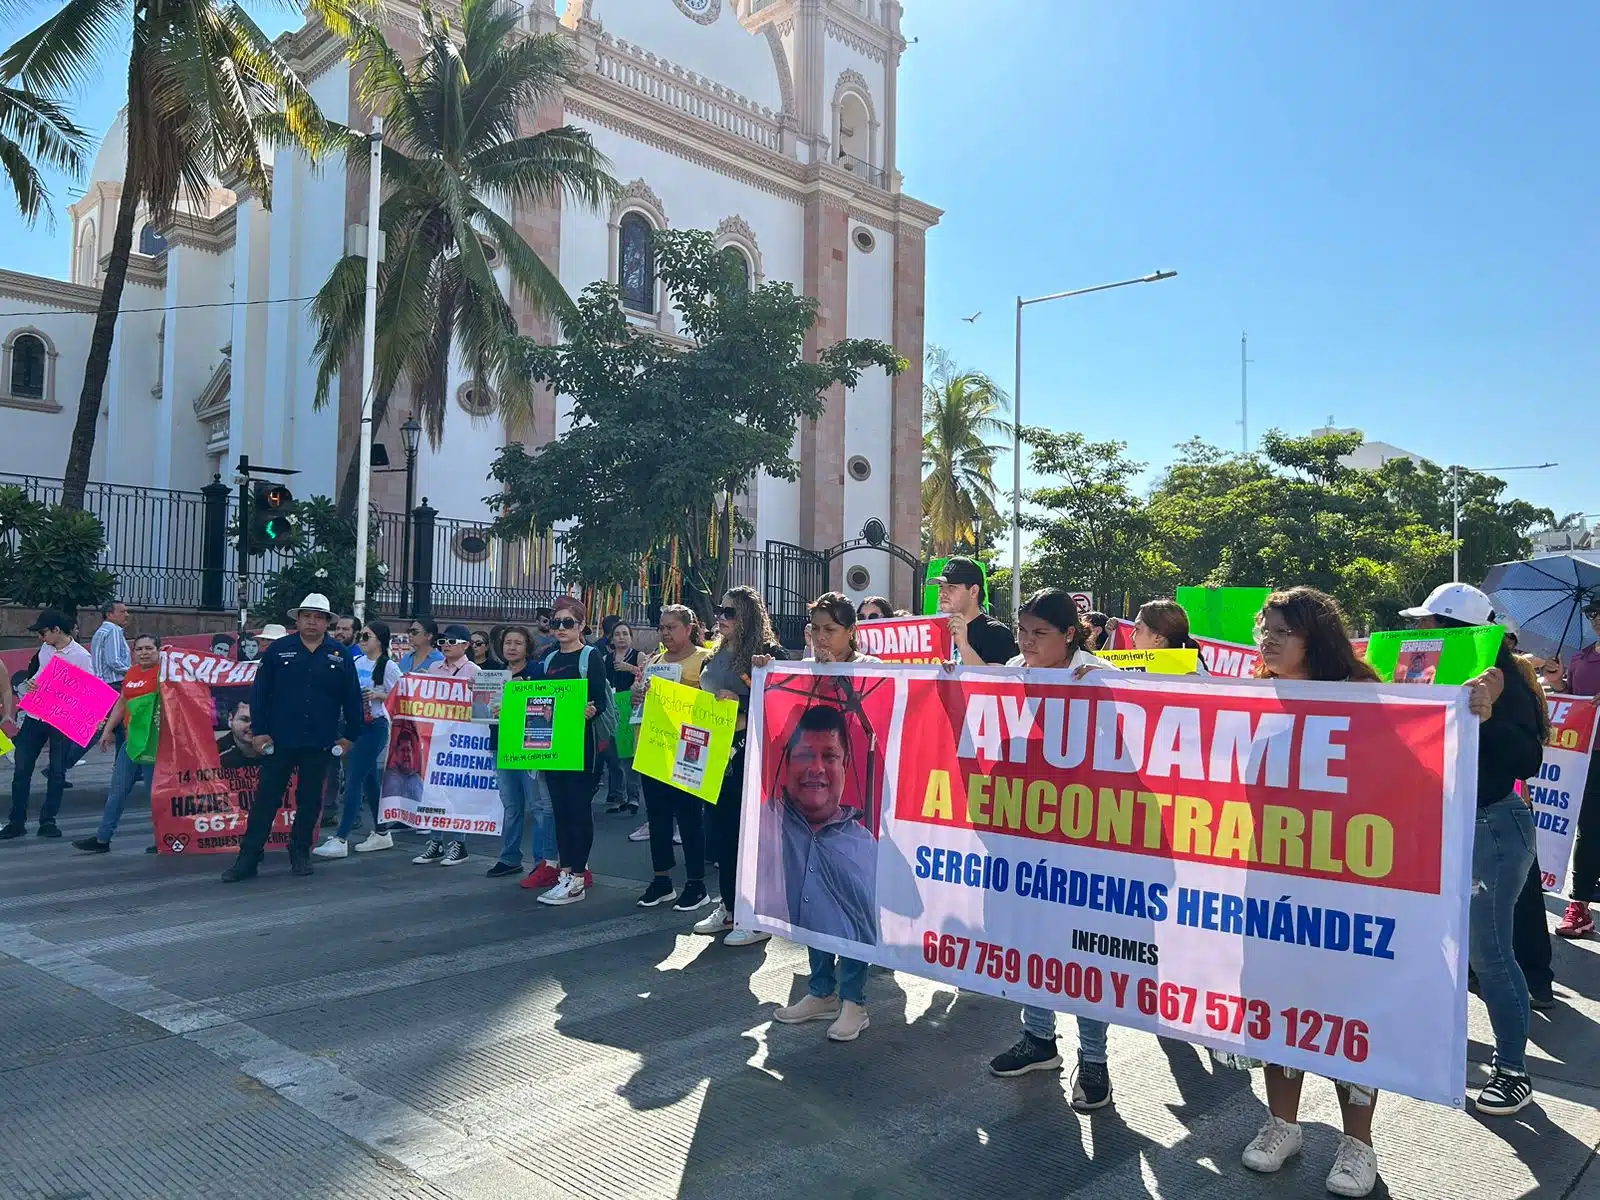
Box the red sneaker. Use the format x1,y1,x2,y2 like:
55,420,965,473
1555,901,1594,939
584,869,594,888
521,860,560,890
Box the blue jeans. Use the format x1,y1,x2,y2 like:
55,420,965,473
96,744,151,842
336,718,390,840
496,769,556,867
1470,795,1537,1075
1022,1005,1109,1065
808,948,868,1006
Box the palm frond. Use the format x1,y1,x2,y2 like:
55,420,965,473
0,0,123,94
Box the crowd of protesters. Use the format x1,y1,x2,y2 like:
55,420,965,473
3,563,1596,1199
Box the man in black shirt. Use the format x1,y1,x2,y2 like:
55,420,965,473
935,557,1018,665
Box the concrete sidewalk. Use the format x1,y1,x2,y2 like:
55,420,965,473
1,755,1597,1198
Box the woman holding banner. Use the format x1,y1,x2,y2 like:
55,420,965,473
694,586,786,946
73,634,162,854
412,626,479,867
1219,587,1388,1196
314,621,404,859
986,589,1120,1109
1402,583,1547,1116
1131,599,1205,666
772,592,881,1042
531,597,611,906
634,605,714,910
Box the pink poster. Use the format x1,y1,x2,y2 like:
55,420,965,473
18,655,120,746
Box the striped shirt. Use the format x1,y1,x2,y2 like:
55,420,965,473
90,620,130,685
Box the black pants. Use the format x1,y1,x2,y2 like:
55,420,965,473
236,747,329,864
546,760,600,873
704,737,746,904
643,772,705,880
8,718,72,828
1512,860,1553,997
1567,761,1600,902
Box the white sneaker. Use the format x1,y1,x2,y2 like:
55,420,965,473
311,836,348,859
538,870,587,906
354,831,393,853
1241,1115,1303,1174
723,927,770,947
673,829,682,845
693,902,732,934
1326,1134,1378,1197
627,822,650,843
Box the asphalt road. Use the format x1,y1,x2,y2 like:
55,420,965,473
1,752,1597,1199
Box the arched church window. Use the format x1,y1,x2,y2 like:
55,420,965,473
10,334,46,399
618,213,655,314
139,224,168,255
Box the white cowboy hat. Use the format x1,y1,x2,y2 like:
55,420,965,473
257,623,290,640
287,593,334,619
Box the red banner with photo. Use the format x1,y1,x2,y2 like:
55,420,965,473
150,649,318,854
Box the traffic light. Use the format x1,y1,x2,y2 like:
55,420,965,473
250,481,294,552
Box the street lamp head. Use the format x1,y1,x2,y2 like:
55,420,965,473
1144,270,1178,283
400,414,422,456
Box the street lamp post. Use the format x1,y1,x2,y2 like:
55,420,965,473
1011,270,1177,619
1450,461,1558,582
399,414,422,614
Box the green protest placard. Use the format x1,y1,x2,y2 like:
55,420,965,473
497,679,587,770
612,693,637,758
1176,586,1273,645
633,678,738,802
1365,626,1504,686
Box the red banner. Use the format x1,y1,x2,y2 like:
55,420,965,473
150,649,318,854
855,615,953,665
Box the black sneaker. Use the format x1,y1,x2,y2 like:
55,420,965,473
36,823,61,838
1530,990,1557,1011
220,861,259,883
989,1031,1063,1077
289,853,314,877
412,839,445,864
486,861,522,878
440,840,469,866
1071,1059,1113,1111
72,837,111,854
673,880,711,912
1475,1069,1533,1116
637,876,677,907
605,799,630,814
0,824,24,841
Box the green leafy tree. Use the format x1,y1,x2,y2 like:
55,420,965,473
255,496,386,623
921,345,1009,557
3,0,349,510
1374,458,1553,588
0,485,115,615
486,229,905,621
309,0,617,513
0,79,88,227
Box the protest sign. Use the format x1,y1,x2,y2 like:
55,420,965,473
634,678,738,801
1195,636,1261,679
1177,587,1272,645
1365,627,1503,686
1529,694,1597,894
740,662,1477,1107
497,679,586,770
380,674,501,836
631,662,683,724
0,727,12,757
150,650,317,855
613,693,637,757
856,614,953,664
471,669,511,723
1099,648,1200,675
18,655,119,746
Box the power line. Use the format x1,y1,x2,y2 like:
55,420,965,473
0,292,324,320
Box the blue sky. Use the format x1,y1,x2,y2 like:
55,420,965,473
4,1,1594,526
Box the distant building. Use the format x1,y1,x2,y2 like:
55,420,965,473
1529,519,1594,556
1311,424,1425,471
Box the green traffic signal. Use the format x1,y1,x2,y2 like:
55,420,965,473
249,481,294,553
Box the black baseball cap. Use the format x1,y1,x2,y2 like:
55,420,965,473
932,557,985,588
1583,595,1600,616
442,624,473,643
27,608,73,634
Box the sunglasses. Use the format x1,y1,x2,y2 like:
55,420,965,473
439,637,468,647
714,606,739,620
470,639,487,647
359,630,376,641
551,617,581,630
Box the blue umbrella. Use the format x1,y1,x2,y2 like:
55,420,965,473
1481,553,1600,660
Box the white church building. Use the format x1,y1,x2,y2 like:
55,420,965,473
0,0,937,620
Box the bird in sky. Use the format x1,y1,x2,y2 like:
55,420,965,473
962,311,981,323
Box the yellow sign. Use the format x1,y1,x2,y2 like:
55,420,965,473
633,678,738,803
0,726,12,757
1098,648,1201,675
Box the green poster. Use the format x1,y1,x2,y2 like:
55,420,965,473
1365,626,1504,686
497,679,587,770
922,557,990,616
612,693,637,758
1176,586,1273,645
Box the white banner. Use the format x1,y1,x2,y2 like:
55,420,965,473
1531,693,1597,894
738,662,1477,1107
381,675,502,836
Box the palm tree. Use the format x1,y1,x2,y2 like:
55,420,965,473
0,80,88,228
309,0,618,512
2,0,346,510
921,345,1010,557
